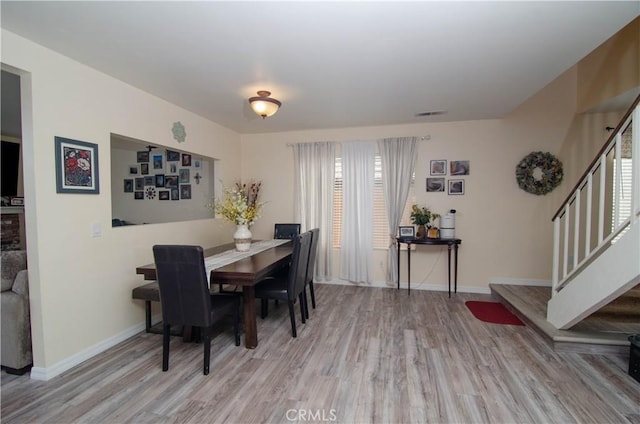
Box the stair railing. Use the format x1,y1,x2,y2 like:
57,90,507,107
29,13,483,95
551,95,639,295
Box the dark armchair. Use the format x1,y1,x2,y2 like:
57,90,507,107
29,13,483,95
153,245,241,375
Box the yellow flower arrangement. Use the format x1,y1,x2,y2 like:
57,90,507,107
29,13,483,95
211,181,264,226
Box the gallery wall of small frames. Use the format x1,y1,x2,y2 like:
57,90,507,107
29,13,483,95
426,160,469,195
123,149,204,201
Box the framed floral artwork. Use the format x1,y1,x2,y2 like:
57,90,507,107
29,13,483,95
55,136,100,194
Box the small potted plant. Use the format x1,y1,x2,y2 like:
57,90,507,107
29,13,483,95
410,204,440,240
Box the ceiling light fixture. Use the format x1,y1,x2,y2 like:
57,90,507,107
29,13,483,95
249,90,281,118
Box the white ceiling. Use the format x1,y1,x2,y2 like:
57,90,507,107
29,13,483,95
1,1,638,134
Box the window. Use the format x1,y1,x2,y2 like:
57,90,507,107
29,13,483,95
333,155,415,249
612,125,633,231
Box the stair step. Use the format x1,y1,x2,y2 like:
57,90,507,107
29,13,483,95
490,283,640,355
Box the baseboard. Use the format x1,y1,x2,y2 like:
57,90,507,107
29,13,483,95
316,279,491,295
29,322,145,381
489,277,552,287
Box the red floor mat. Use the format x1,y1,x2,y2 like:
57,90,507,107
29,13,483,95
465,301,525,326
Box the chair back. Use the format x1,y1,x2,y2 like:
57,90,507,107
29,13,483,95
152,245,212,328
287,231,311,301
274,223,301,240
306,228,319,284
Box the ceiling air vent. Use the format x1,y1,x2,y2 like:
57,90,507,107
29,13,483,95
414,110,447,117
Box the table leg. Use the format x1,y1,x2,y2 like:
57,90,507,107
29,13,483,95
397,240,401,291
243,286,258,349
447,244,452,298
454,244,459,294
407,244,411,296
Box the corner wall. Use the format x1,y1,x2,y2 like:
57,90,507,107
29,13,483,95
2,30,242,376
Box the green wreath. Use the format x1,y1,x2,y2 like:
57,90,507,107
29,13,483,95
515,151,563,195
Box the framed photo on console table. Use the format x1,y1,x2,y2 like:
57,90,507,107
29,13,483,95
399,226,415,238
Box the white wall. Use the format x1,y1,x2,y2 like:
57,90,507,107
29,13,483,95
2,30,242,375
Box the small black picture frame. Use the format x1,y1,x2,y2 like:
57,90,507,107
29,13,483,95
140,163,149,175
155,174,165,188
171,188,180,200
159,191,170,200
137,151,149,163
180,184,191,199
165,175,178,189
182,153,192,167
134,191,144,200
399,226,415,238
166,150,181,162
124,179,134,193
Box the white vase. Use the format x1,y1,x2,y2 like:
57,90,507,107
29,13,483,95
234,224,252,252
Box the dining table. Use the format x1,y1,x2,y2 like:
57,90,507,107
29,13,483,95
135,240,293,349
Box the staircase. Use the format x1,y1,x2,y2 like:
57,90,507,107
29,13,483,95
547,95,640,330
492,96,640,353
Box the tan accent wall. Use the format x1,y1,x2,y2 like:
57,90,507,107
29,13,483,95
577,17,639,113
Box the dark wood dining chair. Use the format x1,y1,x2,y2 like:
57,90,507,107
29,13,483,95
254,231,311,337
303,228,319,319
274,223,301,239
153,245,241,375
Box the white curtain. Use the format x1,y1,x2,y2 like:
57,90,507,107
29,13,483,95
378,137,418,284
292,142,335,281
340,141,375,284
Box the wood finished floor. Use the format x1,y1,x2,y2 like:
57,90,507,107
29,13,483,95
2,284,639,424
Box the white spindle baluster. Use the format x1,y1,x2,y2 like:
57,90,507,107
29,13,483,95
598,154,606,244
552,216,560,293
585,174,592,258
573,189,580,268
563,204,570,278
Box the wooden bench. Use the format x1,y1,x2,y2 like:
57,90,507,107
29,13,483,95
131,282,161,333
131,282,235,336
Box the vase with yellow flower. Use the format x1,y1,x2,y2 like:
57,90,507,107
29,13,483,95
212,181,264,251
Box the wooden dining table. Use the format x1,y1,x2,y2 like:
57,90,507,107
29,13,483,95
135,240,293,349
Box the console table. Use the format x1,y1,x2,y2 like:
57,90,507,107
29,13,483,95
396,237,462,297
